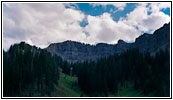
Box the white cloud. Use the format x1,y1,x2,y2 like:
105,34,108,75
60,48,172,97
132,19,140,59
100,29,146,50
3,3,86,50
121,3,170,33
3,37,21,51
3,3,170,51
91,3,126,11
83,13,140,44
83,3,170,44
141,12,170,32
149,2,171,13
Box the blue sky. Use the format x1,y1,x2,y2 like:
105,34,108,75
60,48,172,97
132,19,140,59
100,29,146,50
67,3,170,17
3,3,171,50
65,3,170,27
66,3,138,21
161,8,170,16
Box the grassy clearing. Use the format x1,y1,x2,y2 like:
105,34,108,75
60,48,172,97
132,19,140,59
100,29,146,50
51,73,155,97
51,72,84,97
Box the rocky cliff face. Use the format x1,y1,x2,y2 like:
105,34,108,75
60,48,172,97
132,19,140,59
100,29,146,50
133,23,170,54
45,23,170,63
45,41,116,62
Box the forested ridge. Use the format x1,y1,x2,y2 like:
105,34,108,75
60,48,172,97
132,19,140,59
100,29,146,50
3,42,170,97
3,42,62,96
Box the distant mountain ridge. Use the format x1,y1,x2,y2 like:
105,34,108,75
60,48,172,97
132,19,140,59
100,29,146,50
44,23,170,63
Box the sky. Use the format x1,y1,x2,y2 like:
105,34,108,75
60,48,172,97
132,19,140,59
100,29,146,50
3,2,171,51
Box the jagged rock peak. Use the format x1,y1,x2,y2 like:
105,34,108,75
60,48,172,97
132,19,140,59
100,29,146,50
63,40,79,44
153,22,170,35
118,39,126,44
60,40,91,46
96,43,111,46
135,33,150,42
164,22,170,27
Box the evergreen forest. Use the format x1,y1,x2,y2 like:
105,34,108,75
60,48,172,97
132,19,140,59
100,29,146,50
3,42,170,97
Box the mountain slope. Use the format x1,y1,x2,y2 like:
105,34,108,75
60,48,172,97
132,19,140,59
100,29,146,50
45,23,170,63
133,23,170,54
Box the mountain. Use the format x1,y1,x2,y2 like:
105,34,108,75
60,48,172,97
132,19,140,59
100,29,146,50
45,23,170,63
133,23,170,54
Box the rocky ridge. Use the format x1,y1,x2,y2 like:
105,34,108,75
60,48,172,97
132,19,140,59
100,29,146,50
45,23,170,63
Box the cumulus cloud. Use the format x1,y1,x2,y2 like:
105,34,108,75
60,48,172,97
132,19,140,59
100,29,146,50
121,3,170,33
90,3,127,11
82,3,170,44
3,3,86,50
3,3,170,51
149,2,171,13
83,13,140,44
